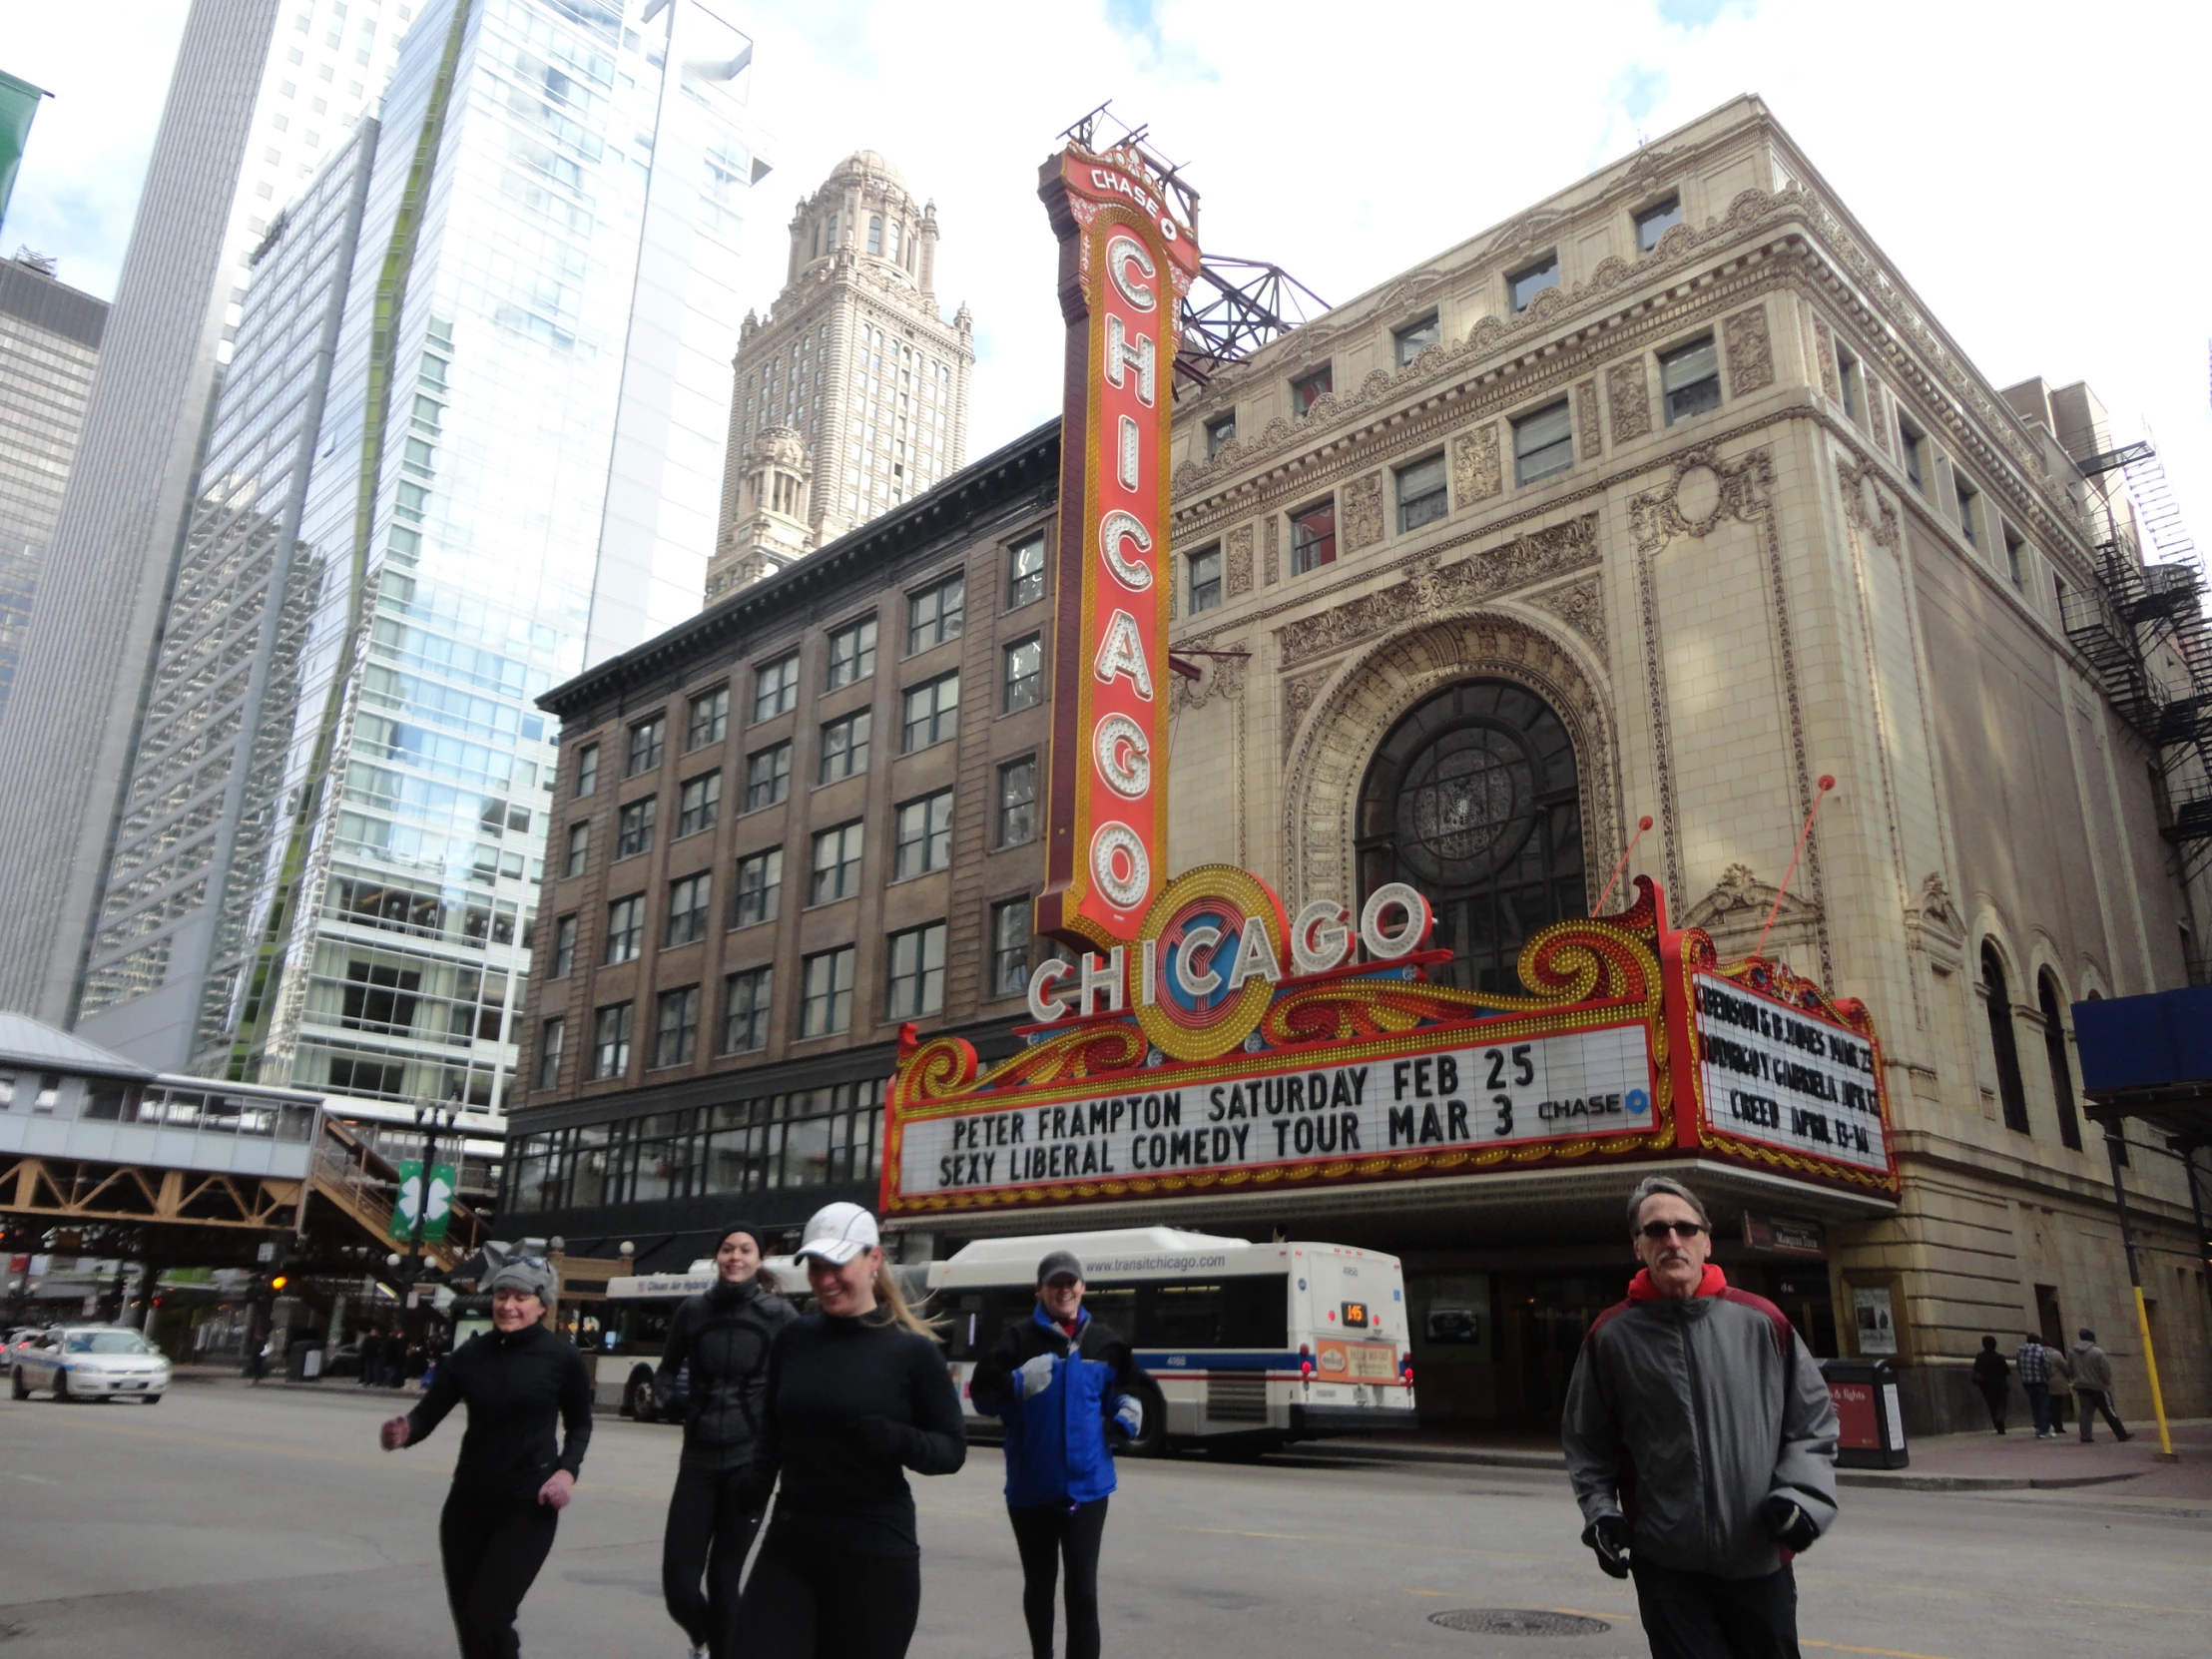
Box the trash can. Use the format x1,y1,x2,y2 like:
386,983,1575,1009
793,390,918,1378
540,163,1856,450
1820,1358,1907,1468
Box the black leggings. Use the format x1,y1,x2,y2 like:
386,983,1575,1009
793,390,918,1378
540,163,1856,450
663,1459,766,1658
735,1533,922,1659
439,1495,559,1659
1009,1499,1108,1659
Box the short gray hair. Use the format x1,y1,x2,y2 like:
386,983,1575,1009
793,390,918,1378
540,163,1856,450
1626,1176,1712,1239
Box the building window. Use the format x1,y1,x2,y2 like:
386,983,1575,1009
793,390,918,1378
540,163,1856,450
810,821,864,903
591,1001,633,1079
2003,525,2026,588
1393,314,1439,366
604,894,644,964
989,898,1029,998
2036,971,2084,1152
826,616,877,689
1835,343,1862,422
907,573,964,653
617,797,657,858
1396,453,1448,533
1187,546,1222,615
667,873,712,946
1981,943,2031,1135
1002,637,1043,712
894,790,953,879
997,757,1036,847
653,985,701,1068
553,914,577,978
819,710,870,784
1006,533,1045,609
626,715,666,777
1290,365,1333,418
1290,500,1337,575
744,742,791,811
801,946,855,1037
1953,476,1980,547
1634,196,1682,254
687,686,729,750
1512,400,1573,485
722,965,773,1053
563,821,589,877
884,921,947,1020
731,847,783,928
901,672,960,752
1205,412,1237,458
752,653,799,722
536,1018,564,1090
1507,254,1558,312
678,772,721,837
574,743,599,798
866,214,882,256
1659,335,1721,425
1899,416,1926,491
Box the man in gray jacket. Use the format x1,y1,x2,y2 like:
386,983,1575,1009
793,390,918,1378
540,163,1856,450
2065,1329,2131,1443
1563,1176,1839,1658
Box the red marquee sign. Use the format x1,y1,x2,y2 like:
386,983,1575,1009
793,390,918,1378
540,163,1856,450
1035,145,1201,950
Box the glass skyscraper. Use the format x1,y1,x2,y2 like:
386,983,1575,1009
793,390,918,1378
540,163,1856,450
78,0,768,1138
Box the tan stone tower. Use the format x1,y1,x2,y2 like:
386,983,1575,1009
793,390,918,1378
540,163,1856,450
719,425,816,588
707,151,975,601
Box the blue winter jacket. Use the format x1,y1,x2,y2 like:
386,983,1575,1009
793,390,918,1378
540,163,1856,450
968,1304,1143,1508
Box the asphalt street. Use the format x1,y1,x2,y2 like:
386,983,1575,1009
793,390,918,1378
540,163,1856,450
0,1382,2203,1659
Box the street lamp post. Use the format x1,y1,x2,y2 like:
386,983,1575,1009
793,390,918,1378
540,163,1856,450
403,1103,461,1290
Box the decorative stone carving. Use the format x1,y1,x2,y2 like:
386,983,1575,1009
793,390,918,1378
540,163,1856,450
1528,574,1607,656
1342,470,1385,554
1263,515,1280,585
1723,303,1774,396
1629,446,1773,552
1277,514,1599,670
1226,524,1254,599
1171,651,1247,714
1284,612,1619,908
1867,380,1890,454
1607,358,1651,444
1452,423,1501,504
1813,317,1838,399
1574,378,1601,461
1904,870,1964,971
1837,456,1901,550
1282,669,1332,759
1683,862,1820,951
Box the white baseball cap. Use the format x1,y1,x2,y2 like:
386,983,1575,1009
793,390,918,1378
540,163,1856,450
795,1201,880,1266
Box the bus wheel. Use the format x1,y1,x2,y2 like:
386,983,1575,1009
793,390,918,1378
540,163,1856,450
1123,1380,1169,1458
625,1369,658,1423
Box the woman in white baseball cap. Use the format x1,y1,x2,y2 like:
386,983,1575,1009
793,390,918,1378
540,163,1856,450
732,1202,964,1658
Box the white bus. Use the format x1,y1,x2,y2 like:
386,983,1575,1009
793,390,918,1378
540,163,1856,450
929,1227,1415,1454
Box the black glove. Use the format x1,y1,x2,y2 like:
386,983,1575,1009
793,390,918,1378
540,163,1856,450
1762,1494,1820,1552
852,1413,905,1463
1581,1514,1631,1578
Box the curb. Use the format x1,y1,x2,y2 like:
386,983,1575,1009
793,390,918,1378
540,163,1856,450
1294,1440,1568,1472
1835,1468,2142,1492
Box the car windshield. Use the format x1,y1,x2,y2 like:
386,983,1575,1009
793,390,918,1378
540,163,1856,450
64,1332,150,1355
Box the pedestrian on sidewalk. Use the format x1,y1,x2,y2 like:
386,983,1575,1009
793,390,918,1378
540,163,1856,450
2066,1329,2132,1444
656,1222,795,1659
969,1249,1149,1659
1563,1176,1839,1659
378,1256,592,1659
733,1202,965,1659
1969,1336,2009,1433
357,1329,383,1389
2014,1334,2059,1438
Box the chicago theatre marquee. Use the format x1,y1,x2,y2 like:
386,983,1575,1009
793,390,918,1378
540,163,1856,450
884,97,2210,1433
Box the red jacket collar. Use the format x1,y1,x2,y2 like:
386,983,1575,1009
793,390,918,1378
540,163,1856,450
1627,1263,1729,1302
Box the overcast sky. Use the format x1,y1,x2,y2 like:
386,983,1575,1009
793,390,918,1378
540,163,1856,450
7,0,2205,546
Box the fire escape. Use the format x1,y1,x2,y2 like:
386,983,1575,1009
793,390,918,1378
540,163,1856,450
2060,438,2212,882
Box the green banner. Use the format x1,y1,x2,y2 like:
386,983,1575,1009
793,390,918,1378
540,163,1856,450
391,1160,458,1243
0,70,51,238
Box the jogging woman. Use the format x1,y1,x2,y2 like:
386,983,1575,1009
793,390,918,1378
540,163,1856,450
735,1201,964,1658
658,1222,795,1659
968,1250,1147,1659
379,1257,592,1659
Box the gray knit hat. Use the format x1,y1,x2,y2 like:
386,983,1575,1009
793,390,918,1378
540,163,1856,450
488,1257,556,1304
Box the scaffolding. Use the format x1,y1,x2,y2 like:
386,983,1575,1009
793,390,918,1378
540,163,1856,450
2061,438,2212,883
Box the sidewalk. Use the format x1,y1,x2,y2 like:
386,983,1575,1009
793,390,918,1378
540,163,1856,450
1298,1416,2212,1497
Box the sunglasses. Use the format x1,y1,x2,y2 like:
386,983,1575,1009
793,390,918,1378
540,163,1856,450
1638,1220,1707,1241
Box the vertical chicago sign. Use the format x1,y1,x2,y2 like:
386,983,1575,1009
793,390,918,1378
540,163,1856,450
1035,145,1202,949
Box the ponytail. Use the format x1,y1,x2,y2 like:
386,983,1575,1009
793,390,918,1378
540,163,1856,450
871,1262,944,1339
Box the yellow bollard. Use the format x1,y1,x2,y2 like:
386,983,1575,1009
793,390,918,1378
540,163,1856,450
2131,1286,2178,1462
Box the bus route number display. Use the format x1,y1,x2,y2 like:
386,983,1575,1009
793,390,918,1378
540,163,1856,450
898,1020,1655,1197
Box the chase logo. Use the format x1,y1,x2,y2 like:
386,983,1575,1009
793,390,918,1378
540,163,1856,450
1624,1088,1651,1117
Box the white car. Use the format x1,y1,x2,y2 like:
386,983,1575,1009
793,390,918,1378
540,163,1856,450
11,1326,171,1403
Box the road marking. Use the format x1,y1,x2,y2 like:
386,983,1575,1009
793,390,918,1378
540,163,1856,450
1802,1643,1958,1659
